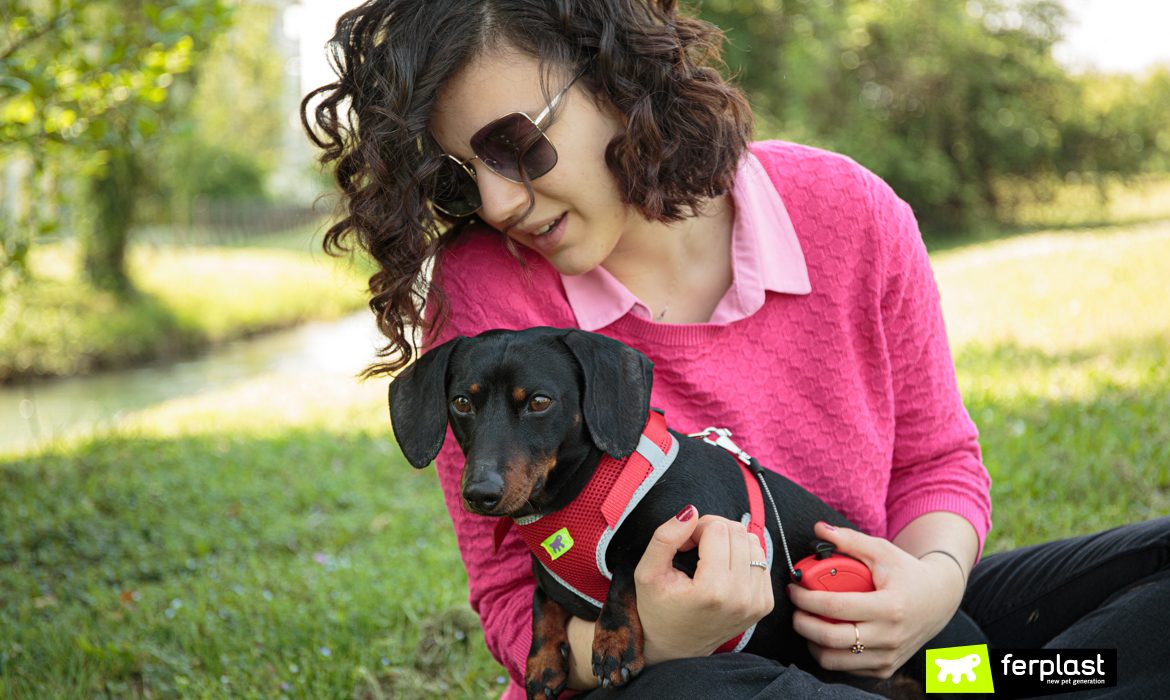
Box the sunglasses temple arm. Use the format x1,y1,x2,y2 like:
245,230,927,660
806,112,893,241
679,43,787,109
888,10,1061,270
534,65,589,127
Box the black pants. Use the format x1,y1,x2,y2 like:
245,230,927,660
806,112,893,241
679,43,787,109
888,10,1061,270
587,516,1170,698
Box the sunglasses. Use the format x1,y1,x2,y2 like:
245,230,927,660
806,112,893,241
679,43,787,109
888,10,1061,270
430,66,587,218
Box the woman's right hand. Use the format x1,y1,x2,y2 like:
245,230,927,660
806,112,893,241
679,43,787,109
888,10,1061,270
633,505,775,665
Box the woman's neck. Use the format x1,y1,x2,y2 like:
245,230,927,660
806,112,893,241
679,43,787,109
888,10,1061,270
601,194,735,324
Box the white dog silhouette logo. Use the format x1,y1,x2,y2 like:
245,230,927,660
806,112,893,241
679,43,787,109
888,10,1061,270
935,653,982,684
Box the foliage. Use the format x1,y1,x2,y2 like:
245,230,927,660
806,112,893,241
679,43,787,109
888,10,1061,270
142,0,287,214
0,0,234,287
695,0,1170,233
2,220,1169,695
991,174,1170,232
1056,66,1170,176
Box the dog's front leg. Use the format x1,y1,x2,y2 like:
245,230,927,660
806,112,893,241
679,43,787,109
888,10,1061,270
591,567,645,687
525,583,572,699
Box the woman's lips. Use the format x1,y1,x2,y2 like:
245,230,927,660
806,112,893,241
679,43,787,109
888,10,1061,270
528,213,566,255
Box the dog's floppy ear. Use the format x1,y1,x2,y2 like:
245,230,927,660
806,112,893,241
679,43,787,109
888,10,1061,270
388,337,463,468
560,330,653,459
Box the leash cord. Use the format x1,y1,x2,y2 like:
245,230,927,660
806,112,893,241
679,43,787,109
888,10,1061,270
749,458,798,578
688,427,798,578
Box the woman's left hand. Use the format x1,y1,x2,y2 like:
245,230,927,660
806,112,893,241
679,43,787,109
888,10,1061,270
786,521,966,679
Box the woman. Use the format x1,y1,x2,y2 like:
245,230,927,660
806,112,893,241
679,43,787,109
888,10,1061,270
302,1,1170,696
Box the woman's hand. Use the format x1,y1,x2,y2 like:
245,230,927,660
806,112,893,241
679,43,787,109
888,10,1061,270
786,521,967,678
632,505,775,665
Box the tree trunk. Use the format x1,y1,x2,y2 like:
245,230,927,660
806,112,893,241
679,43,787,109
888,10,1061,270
82,143,138,296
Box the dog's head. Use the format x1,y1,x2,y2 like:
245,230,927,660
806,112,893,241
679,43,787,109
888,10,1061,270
388,327,654,517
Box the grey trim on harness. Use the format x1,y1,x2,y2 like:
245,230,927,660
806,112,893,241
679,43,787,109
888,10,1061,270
529,429,680,613
596,430,680,581
729,515,775,652
536,561,605,610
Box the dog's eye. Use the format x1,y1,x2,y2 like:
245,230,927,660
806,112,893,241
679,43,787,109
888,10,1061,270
528,395,552,413
451,396,473,415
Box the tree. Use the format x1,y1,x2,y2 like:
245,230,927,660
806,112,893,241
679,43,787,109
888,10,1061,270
1,0,233,291
697,0,1080,231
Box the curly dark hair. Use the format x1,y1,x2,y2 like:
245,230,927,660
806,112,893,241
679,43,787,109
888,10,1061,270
301,0,752,376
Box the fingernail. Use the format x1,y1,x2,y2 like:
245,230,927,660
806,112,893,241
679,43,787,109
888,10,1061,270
675,504,696,522
819,521,837,531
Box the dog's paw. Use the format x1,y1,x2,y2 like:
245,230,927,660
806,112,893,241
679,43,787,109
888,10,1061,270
525,643,569,699
591,627,644,688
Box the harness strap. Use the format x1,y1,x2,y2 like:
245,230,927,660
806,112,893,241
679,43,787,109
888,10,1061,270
715,463,766,653
740,459,768,552
689,427,768,553
691,427,769,655
600,411,669,528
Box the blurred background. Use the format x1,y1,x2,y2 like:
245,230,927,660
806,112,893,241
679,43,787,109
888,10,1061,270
2,1,1168,697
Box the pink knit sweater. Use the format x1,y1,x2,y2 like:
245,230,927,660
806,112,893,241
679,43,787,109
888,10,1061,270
421,140,991,697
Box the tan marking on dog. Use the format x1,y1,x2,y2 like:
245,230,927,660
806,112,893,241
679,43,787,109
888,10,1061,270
469,383,480,394
592,585,645,686
526,596,572,695
537,454,557,478
494,456,539,513
494,455,558,514
512,387,527,403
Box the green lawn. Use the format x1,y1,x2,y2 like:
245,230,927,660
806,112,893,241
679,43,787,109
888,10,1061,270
935,221,1170,548
2,220,1169,698
0,228,370,383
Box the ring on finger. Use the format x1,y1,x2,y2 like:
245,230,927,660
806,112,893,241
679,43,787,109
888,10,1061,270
850,624,865,654
749,560,768,571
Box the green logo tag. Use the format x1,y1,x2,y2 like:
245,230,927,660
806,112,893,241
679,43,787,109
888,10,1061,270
541,527,574,561
926,644,995,694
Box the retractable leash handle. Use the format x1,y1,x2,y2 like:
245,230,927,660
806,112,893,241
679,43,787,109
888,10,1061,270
791,541,875,623
792,541,874,591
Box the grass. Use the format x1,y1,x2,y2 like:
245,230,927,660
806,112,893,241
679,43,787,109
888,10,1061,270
1,375,507,699
2,218,1169,697
0,226,370,383
933,221,1170,549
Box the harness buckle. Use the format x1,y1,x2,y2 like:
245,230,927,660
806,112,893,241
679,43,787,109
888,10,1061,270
688,426,753,465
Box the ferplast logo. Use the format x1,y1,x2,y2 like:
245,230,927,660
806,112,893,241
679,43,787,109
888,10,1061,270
927,644,995,694
541,527,574,561
928,646,1117,695
994,649,1115,695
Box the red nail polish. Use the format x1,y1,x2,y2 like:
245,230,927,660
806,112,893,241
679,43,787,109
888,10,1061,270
820,521,837,532
675,504,696,522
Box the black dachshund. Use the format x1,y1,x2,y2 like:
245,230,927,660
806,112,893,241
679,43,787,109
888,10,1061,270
389,327,981,699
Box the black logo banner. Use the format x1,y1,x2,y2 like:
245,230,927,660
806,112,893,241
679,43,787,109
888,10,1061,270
989,649,1116,697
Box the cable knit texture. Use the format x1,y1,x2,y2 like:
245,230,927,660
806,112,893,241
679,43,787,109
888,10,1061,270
417,140,991,698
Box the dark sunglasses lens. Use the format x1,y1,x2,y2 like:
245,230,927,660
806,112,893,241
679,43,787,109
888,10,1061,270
471,113,558,181
432,159,480,216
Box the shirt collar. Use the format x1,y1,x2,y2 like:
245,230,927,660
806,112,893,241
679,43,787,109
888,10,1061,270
561,150,810,330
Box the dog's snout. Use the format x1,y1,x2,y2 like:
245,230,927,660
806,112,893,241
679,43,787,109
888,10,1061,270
464,471,506,512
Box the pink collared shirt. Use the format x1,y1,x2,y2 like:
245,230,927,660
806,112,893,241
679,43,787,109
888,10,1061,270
560,152,812,329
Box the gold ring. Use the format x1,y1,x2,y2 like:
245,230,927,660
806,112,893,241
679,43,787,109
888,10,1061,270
851,624,865,654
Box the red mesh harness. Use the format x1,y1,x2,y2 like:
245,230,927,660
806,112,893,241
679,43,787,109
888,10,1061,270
492,411,771,654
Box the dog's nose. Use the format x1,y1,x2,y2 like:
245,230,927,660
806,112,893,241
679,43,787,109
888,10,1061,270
464,472,506,512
